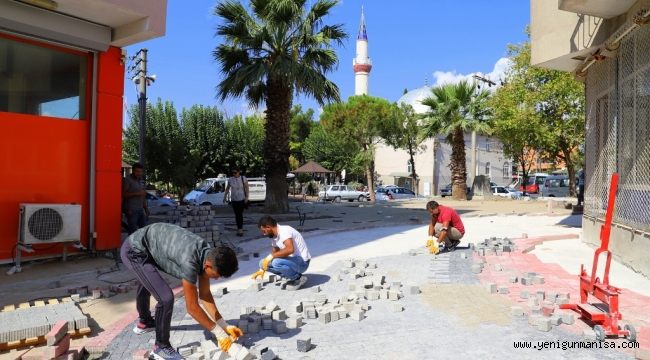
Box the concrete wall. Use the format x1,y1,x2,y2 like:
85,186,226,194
583,217,650,278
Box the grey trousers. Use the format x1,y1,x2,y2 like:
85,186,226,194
120,240,174,347
434,223,464,245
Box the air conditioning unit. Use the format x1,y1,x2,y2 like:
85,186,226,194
19,204,81,245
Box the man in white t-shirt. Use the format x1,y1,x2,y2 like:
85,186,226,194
251,215,311,290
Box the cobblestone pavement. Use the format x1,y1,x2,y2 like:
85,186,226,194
103,239,632,360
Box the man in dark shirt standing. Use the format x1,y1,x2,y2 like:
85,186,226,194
122,162,149,234
120,223,241,360
426,200,465,254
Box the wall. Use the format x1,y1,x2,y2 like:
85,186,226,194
583,217,650,278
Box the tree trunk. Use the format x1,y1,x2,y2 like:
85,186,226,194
263,77,291,213
364,144,376,202
450,128,467,200
564,149,576,197
408,139,418,195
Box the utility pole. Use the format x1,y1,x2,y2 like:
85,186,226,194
471,74,497,186
135,49,148,167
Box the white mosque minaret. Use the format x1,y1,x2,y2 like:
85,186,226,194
353,7,372,95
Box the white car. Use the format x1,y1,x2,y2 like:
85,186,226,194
318,185,369,202
491,186,522,199
146,192,177,207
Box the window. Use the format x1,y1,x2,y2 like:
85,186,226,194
0,34,90,119
485,162,491,177
406,159,413,174
503,162,510,178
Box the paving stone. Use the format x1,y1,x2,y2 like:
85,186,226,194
318,311,331,324
510,306,525,317
201,340,218,359
46,320,69,346
391,303,404,312
485,283,497,294
272,310,287,321
497,286,509,295
312,286,321,293
509,275,518,283
407,285,420,295
519,290,529,299
549,314,562,326
559,311,575,325
249,283,262,292
44,334,70,359
287,317,303,329
350,310,365,321
494,264,503,271
535,290,545,302
532,275,545,284
536,318,552,332
272,321,287,334
297,337,312,353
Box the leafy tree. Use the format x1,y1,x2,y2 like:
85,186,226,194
421,81,491,200
382,103,426,194
223,115,265,176
490,40,584,195
214,0,347,213
289,105,316,164
303,123,357,175
320,95,399,201
180,105,227,179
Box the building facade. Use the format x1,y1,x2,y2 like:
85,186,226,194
375,87,512,195
0,0,166,263
531,0,650,277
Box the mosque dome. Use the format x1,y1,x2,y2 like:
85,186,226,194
397,86,433,114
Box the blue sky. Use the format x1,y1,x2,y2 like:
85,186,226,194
124,0,530,119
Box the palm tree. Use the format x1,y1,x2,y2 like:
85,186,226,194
421,80,491,200
214,0,347,213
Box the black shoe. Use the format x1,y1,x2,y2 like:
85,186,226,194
447,240,461,252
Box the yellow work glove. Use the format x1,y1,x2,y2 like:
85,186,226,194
428,238,439,255
425,236,434,248
251,269,265,280
212,319,237,352
226,325,243,339
261,254,273,271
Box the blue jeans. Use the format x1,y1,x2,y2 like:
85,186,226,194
126,208,147,234
262,256,309,281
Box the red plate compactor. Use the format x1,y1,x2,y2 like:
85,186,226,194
560,172,636,342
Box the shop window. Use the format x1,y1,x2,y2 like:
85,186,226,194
0,34,90,119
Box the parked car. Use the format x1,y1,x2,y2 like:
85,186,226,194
539,175,570,197
519,173,549,194
440,184,470,197
146,192,177,207
491,186,522,199
375,188,392,201
318,185,369,202
386,187,417,200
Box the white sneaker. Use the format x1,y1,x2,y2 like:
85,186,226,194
285,275,308,291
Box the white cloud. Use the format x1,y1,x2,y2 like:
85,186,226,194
432,57,512,90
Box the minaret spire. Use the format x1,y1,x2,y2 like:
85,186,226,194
358,6,368,41
353,6,372,95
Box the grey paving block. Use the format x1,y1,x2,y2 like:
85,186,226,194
498,286,510,294
297,337,312,352
272,321,287,334
519,290,529,299
287,317,303,329
510,306,525,316
485,283,497,294
272,310,286,321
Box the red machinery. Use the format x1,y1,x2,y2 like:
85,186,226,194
560,173,636,341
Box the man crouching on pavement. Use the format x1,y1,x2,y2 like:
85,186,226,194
426,200,465,254
251,215,311,290
120,223,241,360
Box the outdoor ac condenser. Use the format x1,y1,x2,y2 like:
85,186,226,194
18,204,81,245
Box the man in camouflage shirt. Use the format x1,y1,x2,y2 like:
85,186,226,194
120,223,241,360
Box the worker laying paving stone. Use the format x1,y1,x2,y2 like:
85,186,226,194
120,223,242,360
251,216,312,291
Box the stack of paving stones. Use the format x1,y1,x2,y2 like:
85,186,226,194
473,237,515,257
159,205,224,242
144,258,420,360
508,288,576,333
12,319,85,359
0,301,88,345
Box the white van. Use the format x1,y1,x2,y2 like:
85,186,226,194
184,176,267,205
183,177,227,206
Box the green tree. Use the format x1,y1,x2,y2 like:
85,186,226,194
491,40,585,196
223,114,266,176
123,99,198,196
382,103,426,194
289,105,316,165
303,123,357,174
180,105,227,180
320,95,399,201
421,81,491,200
214,0,347,213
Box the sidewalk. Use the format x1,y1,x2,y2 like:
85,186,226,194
2,198,648,359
